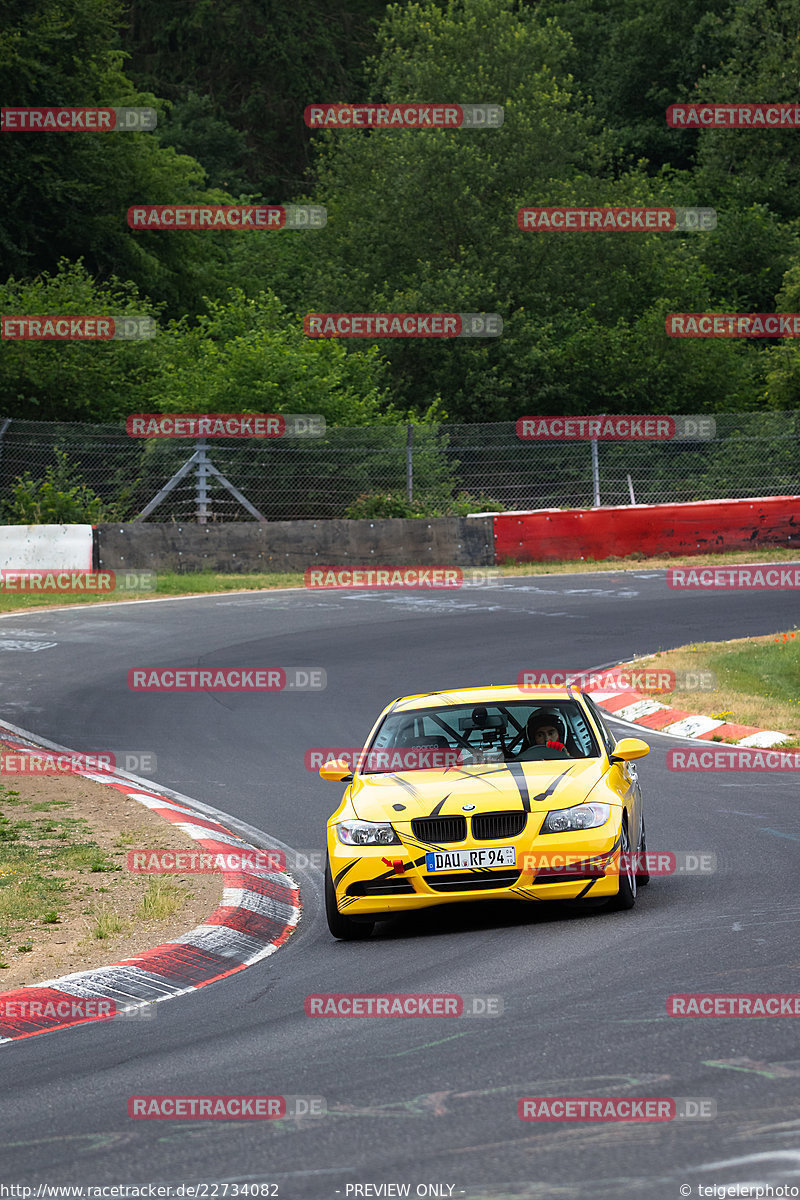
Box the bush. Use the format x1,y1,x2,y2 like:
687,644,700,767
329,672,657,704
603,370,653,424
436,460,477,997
344,492,426,518
344,490,505,519
1,449,124,524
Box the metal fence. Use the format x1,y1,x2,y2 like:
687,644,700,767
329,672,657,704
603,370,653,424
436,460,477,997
0,412,798,522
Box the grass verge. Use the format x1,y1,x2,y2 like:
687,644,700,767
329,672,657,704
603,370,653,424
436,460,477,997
630,630,800,745
0,766,223,986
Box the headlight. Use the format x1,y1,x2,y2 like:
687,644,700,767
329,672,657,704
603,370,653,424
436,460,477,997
335,820,400,846
540,803,611,834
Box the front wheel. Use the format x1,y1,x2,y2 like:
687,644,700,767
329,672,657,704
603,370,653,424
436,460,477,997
636,814,650,887
325,858,374,940
608,819,637,911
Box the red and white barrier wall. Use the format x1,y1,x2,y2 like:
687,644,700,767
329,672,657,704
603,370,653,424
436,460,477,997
489,496,800,563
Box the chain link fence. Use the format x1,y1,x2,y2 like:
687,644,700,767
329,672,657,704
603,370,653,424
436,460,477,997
0,412,798,522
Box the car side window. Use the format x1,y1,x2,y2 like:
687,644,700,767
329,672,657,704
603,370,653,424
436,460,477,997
583,696,617,756
562,708,596,757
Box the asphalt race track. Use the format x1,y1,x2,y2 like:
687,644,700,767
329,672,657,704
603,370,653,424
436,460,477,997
1,568,799,1200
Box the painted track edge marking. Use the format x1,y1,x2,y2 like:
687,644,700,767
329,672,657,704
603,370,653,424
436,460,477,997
0,719,301,1044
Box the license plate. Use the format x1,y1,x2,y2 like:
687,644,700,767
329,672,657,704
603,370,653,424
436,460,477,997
425,846,516,871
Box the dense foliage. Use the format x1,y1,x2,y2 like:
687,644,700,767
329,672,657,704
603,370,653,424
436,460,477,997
2,0,800,423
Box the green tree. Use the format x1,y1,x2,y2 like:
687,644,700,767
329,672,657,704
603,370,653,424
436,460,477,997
246,0,757,419
123,0,388,200
152,92,251,196
537,0,731,176
763,264,800,408
0,0,232,317
0,264,404,424
691,0,800,222
148,288,393,424
0,260,161,420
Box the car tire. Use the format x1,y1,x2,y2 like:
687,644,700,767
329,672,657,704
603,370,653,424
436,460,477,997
325,858,375,940
636,814,650,887
608,819,637,911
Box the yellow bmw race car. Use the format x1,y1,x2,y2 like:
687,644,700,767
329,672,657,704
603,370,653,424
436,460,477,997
321,685,650,939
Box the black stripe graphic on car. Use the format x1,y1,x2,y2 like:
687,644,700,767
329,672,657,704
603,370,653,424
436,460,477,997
359,851,428,884
574,829,624,898
440,766,505,789
531,767,575,804
333,860,359,889
505,762,531,811
383,774,423,799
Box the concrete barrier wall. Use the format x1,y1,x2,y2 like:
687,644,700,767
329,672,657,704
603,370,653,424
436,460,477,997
492,496,800,563
96,517,495,573
0,524,94,570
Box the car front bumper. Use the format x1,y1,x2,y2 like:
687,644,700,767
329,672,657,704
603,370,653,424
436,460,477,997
328,819,628,916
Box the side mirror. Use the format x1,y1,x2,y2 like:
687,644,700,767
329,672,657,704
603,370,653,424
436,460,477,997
609,737,650,764
319,758,354,782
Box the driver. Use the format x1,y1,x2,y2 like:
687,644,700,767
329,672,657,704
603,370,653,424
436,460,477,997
523,710,568,753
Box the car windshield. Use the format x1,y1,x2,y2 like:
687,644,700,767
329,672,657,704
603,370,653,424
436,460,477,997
360,700,600,773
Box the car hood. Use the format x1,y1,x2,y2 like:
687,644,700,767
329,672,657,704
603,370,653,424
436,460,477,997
348,758,610,821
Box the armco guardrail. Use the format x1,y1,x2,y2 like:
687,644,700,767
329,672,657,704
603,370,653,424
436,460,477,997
0,523,94,570
491,496,800,563
97,517,495,573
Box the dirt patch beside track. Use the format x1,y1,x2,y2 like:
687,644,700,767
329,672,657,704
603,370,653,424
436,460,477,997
0,753,223,988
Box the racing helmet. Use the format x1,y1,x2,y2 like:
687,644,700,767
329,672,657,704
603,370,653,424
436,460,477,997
525,709,567,746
